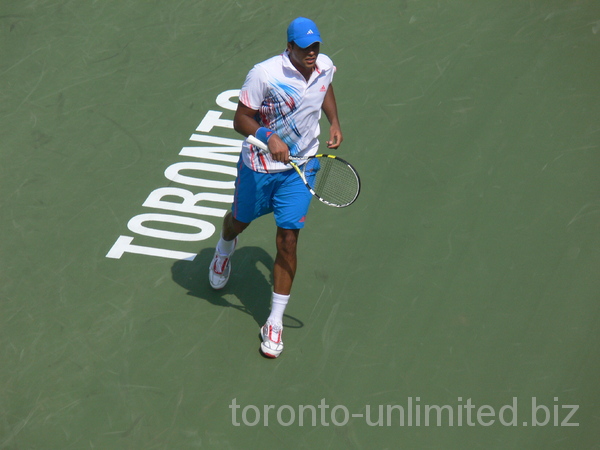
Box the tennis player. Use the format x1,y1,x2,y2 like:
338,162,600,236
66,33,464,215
209,17,342,358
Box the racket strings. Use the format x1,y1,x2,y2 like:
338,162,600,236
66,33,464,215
304,157,360,206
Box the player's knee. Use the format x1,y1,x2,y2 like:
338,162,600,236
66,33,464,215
232,219,249,235
276,228,299,255
225,212,250,236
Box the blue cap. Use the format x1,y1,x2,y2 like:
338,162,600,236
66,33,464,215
287,17,322,48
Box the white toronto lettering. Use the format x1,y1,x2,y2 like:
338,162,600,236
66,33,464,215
142,188,232,218
188,134,244,146
106,89,242,260
106,236,197,260
179,146,239,164
215,90,240,111
127,213,215,241
163,162,237,190
196,110,233,133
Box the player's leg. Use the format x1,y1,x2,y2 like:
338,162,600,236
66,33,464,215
209,159,266,290
260,169,312,358
221,211,249,241
260,227,298,358
273,227,299,296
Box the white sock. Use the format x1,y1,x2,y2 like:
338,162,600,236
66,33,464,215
268,292,290,325
216,232,236,256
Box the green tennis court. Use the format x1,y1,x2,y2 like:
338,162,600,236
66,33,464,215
1,1,599,448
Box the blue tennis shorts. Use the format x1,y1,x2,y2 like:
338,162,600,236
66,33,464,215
232,157,313,229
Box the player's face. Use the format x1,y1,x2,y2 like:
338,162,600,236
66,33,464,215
287,42,320,78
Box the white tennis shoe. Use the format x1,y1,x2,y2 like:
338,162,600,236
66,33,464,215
208,238,237,290
260,321,284,358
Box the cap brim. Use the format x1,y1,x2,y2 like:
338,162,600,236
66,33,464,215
294,36,322,48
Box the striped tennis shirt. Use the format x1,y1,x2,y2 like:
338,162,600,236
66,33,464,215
238,50,336,173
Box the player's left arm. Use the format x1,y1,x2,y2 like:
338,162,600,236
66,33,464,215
322,84,343,149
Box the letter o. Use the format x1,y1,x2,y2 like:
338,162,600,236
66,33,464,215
164,162,237,190
216,89,240,111
277,405,296,427
242,405,261,426
331,405,350,426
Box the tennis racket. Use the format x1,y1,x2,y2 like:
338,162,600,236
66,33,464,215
247,135,361,208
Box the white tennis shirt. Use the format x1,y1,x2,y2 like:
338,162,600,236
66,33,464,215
238,50,336,173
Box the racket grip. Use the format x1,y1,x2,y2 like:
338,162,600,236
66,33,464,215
247,135,269,151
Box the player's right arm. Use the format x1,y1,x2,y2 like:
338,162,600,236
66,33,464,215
233,102,290,164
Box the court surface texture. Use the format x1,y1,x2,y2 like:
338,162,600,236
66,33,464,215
1,1,599,448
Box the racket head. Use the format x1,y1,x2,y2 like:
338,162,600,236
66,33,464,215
299,154,361,207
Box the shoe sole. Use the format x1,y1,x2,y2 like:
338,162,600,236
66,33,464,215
209,273,229,290
260,344,281,358
259,329,283,358
209,275,229,290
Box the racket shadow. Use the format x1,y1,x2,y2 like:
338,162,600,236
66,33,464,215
170,246,304,329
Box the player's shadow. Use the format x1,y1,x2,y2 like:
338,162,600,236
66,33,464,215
171,246,304,329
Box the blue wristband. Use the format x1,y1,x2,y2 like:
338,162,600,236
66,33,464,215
255,127,275,145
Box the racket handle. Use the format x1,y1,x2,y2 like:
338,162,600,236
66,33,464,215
247,135,305,164
247,135,269,151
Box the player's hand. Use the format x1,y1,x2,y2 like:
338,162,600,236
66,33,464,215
267,134,290,164
326,125,343,149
